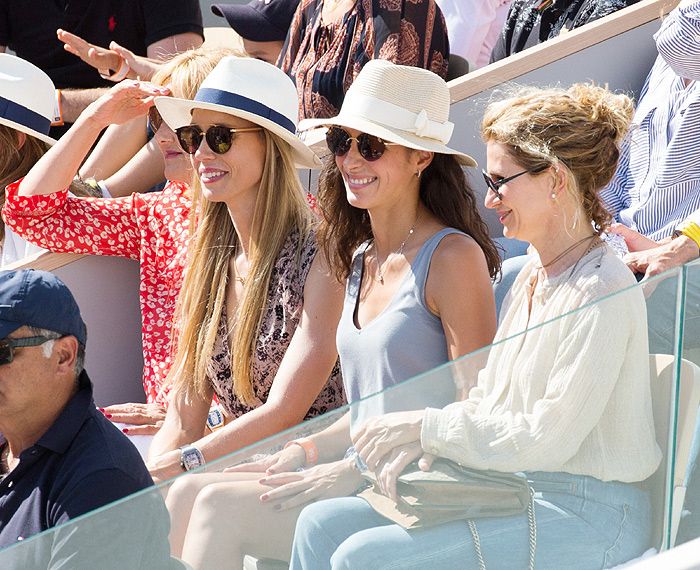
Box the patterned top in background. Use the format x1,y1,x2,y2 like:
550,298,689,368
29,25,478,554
490,0,640,63
3,179,191,405
279,0,450,120
207,229,345,419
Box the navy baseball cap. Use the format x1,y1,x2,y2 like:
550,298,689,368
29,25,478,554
0,269,87,346
211,0,300,42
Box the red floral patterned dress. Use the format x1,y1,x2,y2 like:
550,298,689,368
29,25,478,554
279,0,450,120
2,179,191,404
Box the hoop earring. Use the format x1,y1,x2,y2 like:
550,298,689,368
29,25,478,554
415,170,421,178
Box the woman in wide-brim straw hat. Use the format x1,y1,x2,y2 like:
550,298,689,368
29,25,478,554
147,55,345,484
168,59,500,569
292,83,660,569
0,53,98,266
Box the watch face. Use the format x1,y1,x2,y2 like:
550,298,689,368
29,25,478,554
181,447,204,471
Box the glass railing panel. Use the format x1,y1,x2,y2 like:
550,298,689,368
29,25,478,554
0,270,684,569
671,258,700,548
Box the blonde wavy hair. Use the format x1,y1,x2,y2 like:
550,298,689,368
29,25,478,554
481,83,634,233
151,46,241,98
168,131,314,404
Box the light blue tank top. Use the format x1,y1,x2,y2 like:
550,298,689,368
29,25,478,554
337,228,463,428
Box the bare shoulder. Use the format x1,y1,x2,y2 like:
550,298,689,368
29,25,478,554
431,232,489,275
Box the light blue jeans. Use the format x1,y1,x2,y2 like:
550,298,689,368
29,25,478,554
290,472,652,570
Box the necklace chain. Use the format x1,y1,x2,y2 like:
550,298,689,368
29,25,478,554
375,213,420,285
536,234,596,270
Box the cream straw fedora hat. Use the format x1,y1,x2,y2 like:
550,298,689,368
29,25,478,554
0,54,56,146
299,59,476,167
155,56,321,169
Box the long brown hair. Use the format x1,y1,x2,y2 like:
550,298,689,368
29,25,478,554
168,131,313,404
317,153,501,281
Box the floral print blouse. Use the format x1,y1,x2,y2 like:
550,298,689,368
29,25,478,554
279,0,450,120
3,179,191,404
207,229,345,419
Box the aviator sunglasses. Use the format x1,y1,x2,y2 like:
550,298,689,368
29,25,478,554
0,335,60,366
482,165,549,200
326,126,398,162
176,125,263,155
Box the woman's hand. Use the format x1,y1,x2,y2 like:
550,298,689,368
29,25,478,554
100,403,166,435
83,80,169,129
256,458,364,511
373,443,436,502
147,449,185,484
352,411,424,471
223,444,307,475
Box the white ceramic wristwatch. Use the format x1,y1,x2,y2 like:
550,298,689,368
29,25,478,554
179,444,205,471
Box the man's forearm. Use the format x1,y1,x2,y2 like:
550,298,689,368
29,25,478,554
60,88,109,123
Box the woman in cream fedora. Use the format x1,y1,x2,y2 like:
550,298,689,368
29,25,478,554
145,55,345,482
291,84,659,569
0,53,98,266
167,59,499,569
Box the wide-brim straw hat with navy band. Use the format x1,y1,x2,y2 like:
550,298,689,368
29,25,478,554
298,59,476,167
155,56,321,169
0,54,56,147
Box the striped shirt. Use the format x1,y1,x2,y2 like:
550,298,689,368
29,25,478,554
601,0,700,239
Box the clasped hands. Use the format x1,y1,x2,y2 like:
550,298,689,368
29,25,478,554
225,410,432,509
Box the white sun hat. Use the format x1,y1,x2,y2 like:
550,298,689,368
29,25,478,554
0,54,56,146
298,59,476,167
155,56,321,169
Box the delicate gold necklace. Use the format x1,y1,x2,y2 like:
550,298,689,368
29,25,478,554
233,245,248,286
375,213,420,285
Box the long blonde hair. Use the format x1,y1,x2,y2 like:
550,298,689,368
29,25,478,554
169,131,314,404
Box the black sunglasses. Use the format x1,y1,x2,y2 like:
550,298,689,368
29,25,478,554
325,127,398,162
0,335,60,365
175,125,263,155
148,106,164,132
482,166,548,200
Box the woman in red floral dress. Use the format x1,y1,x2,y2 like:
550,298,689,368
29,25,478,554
2,47,232,434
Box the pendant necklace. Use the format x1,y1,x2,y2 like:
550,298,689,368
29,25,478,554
375,212,420,285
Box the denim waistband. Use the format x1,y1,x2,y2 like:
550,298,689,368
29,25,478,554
525,471,643,498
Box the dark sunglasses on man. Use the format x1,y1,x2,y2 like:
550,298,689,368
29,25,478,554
0,335,61,366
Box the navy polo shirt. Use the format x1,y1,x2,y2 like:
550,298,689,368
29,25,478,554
0,371,177,568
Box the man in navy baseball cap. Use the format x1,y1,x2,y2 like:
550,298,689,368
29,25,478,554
0,269,87,346
212,0,300,63
0,269,174,567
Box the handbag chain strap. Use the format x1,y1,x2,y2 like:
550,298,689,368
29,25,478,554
467,487,537,570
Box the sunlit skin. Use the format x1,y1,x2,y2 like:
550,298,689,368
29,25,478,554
484,139,598,273
190,108,266,213
241,39,284,65
335,127,430,214
0,327,78,466
483,140,557,245
154,119,192,183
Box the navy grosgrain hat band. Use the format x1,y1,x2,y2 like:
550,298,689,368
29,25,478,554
195,88,296,134
0,94,51,136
